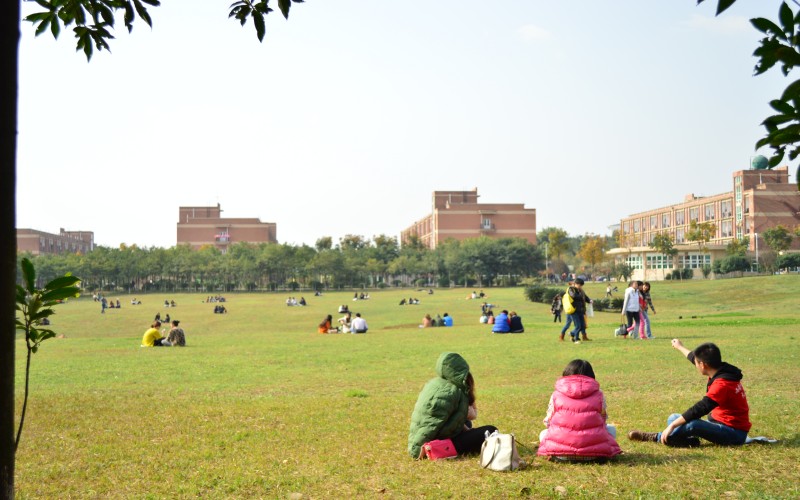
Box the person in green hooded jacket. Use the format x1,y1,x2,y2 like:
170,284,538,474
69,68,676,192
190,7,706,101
408,352,498,458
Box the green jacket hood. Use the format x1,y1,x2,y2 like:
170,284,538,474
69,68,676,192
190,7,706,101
436,352,469,389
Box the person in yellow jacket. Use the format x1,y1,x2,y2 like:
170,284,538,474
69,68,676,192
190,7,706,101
141,320,169,347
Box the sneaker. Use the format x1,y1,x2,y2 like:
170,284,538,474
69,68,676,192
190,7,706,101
628,430,658,442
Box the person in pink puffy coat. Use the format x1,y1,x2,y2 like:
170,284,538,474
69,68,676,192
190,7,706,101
537,359,621,462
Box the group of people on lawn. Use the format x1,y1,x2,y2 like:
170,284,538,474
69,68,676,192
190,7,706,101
319,312,368,334
141,319,186,347
409,339,751,462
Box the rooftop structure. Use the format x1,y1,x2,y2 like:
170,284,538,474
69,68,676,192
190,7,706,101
176,204,277,252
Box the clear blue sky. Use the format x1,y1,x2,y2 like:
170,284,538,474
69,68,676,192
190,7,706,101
16,1,791,248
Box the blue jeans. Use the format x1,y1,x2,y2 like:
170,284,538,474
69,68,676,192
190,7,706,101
642,310,652,338
560,314,573,335
568,314,584,342
657,413,748,446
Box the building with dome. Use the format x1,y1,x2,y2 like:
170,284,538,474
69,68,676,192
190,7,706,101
608,165,800,280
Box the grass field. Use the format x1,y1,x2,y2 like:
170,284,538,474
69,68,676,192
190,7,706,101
13,276,800,498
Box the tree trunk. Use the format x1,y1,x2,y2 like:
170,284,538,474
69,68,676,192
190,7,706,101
1,3,20,497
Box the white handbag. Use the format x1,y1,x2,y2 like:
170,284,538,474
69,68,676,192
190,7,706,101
480,431,521,471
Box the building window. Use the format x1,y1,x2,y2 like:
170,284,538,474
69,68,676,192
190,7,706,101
481,218,493,229
633,219,640,233
675,210,684,225
623,221,630,233
744,196,750,214
704,204,715,221
647,254,673,270
661,213,670,228
676,228,685,243
721,200,732,219
689,207,698,222
626,255,642,270
650,215,658,230
721,220,733,238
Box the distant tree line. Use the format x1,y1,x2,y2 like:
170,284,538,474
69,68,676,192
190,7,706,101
16,235,548,293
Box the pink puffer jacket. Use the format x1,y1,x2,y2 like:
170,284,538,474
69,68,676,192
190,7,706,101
537,375,621,458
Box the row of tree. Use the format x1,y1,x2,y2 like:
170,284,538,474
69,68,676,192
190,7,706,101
18,235,548,292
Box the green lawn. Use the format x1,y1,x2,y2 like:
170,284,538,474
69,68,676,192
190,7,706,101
14,277,800,498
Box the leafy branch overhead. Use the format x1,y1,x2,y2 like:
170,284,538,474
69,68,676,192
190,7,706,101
24,0,303,59
229,0,304,42
24,0,161,60
700,0,800,188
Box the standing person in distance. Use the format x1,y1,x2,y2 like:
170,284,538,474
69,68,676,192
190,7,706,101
620,280,640,339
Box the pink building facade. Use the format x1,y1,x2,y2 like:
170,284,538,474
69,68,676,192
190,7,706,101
401,189,537,249
176,204,277,252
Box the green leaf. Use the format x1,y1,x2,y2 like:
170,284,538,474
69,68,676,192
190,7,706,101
779,2,794,36
253,10,266,41
762,114,795,126
715,0,736,16
769,99,795,114
124,2,134,32
781,78,800,101
43,275,81,291
51,14,61,38
752,17,785,38
278,0,290,19
769,151,785,167
133,0,154,27
41,288,81,303
21,258,36,293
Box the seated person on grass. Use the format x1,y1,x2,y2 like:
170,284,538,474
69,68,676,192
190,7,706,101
141,321,169,347
166,320,186,347
628,339,750,447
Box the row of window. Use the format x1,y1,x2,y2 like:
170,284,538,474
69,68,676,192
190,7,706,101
626,254,712,270
623,198,747,234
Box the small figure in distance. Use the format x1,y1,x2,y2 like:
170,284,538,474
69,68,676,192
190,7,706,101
442,313,453,327
166,320,186,346
509,311,524,333
141,320,170,347
420,314,433,328
551,293,563,323
628,339,751,447
338,312,352,333
492,310,511,334
351,313,368,334
318,314,339,334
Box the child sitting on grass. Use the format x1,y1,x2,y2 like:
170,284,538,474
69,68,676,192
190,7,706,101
537,359,621,462
628,339,750,447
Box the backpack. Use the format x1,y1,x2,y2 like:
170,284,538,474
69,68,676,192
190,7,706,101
562,292,576,315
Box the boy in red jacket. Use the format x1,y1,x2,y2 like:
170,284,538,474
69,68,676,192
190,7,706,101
628,339,751,447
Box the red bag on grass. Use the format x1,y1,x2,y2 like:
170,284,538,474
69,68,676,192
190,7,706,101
421,439,457,460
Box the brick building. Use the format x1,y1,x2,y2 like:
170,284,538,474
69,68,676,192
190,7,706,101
17,227,94,256
608,166,800,280
401,189,537,249
176,204,277,252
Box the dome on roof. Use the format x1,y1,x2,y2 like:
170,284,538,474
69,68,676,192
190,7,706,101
751,155,769,170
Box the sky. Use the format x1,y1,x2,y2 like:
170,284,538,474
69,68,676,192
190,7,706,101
16,1,793,249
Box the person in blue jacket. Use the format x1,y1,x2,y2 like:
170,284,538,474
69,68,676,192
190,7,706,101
492,310,511,333
442,312,454,327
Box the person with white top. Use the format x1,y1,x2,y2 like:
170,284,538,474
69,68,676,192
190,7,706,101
351,313,368,334
620,280,640,339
